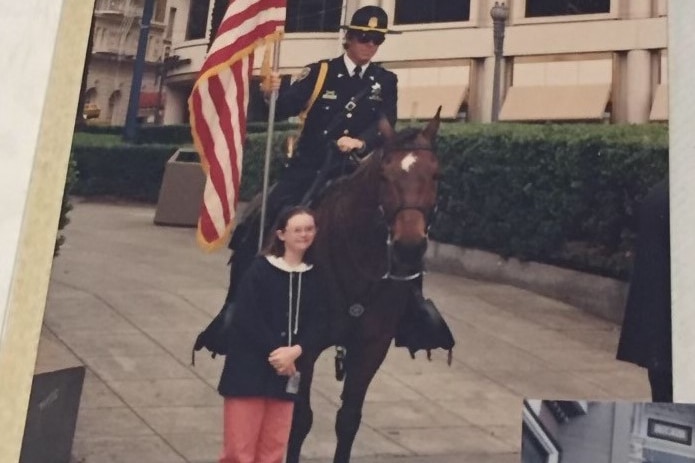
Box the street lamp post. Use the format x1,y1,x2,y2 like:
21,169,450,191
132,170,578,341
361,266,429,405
490,1,509,122
123,0,155,142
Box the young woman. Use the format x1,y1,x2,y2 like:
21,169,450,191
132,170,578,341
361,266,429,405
217,206,327,463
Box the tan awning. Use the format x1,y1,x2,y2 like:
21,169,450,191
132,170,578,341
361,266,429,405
649,84,668,121
499,84,611,122
397,85,468,120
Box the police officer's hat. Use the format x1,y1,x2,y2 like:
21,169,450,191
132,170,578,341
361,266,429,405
340,6,401,34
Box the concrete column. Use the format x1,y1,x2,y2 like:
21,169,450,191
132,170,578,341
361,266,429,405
163,85,187,124
478,56,496,122
612,51,628,123
655,0,668,17
625,49,651,124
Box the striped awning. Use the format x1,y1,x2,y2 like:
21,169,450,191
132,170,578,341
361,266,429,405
397,85,468,120
500,84,611,121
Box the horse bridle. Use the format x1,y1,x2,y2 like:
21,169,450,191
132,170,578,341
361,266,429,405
376,144,439,282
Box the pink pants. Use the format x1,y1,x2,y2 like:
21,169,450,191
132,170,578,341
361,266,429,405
220,397,295,463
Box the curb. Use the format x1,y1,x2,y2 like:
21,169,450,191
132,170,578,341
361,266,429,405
424,241,629,324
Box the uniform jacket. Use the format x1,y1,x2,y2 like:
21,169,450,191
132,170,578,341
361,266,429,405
616,178,671,371
218,255,328,400
274,55,398,169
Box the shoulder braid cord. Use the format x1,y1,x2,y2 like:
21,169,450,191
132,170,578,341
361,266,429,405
287,61,329,158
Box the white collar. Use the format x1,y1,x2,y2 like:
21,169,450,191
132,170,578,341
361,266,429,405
343,54,369,78
266,255,313,273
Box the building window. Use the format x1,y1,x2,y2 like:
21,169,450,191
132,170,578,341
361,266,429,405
394,0,470,25
186,0,211,40
153,0,166,23
525,0,610,17
166,7,177,40
285,0,342,32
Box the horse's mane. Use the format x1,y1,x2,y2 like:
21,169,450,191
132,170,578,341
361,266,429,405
312,149,382,208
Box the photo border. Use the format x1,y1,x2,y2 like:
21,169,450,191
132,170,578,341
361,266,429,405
0,1,94,461
668,0,695,403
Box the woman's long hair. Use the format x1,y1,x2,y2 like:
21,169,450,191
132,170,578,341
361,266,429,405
262,206,317,263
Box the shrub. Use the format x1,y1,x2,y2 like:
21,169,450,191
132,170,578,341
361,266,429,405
430,123,668,279
70,123,669,279
70,131,293,203
55,152,78,257
77,122,301,145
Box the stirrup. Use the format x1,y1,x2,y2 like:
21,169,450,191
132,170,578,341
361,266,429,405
334,346,346,382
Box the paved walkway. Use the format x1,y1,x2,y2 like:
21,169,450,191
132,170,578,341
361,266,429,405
35,200,650,463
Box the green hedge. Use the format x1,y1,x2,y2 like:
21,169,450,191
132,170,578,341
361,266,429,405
70,131,291,203
55,153,78,257
70,123,668,279
78,122,301,145
430,123,668,279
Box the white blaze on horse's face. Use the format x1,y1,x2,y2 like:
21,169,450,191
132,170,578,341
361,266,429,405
400,152,417,172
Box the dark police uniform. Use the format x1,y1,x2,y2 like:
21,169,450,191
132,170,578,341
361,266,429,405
224,55,398,301
277,56,398,170
265,55,398,220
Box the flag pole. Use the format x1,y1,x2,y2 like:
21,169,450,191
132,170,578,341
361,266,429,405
258,30,282,252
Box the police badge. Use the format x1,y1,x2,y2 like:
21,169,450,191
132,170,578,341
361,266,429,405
369,82,382,101
292,66,311,84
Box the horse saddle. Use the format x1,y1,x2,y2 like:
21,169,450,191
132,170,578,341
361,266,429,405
394,292,455,365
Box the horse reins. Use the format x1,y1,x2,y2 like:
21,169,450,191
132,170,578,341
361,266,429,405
377,144,438,282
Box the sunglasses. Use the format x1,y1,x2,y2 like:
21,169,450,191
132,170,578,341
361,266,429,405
354,31,385,46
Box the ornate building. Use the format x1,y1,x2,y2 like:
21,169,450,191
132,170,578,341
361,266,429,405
83,0,170,125
162,0,668,125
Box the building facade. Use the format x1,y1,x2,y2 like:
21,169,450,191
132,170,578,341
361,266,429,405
523,400,695,463
84,0,171,125
162,0,668,125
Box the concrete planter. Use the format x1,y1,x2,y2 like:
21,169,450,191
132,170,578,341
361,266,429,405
154,148,206,227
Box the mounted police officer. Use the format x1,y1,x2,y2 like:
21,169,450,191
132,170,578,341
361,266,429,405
219,5,454,362
225,5,400,300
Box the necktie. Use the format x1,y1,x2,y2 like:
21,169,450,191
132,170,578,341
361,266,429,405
352,65,362,80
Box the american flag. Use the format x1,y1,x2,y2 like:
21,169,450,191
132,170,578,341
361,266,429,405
189,0,286,250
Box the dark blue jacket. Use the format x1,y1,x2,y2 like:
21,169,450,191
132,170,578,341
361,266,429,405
275,55,398,169
218,255,328,400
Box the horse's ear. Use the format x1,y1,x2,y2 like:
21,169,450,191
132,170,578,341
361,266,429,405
421,106,442,142
378,116,396,148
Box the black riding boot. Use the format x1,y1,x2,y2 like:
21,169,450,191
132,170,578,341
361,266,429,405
394,276,455,362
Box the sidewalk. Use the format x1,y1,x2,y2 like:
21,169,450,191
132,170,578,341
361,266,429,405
35,200,650,463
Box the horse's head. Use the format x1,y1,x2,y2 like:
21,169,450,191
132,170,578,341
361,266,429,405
376,107,441,280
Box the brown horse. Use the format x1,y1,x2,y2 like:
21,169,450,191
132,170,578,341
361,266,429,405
286,109,443,463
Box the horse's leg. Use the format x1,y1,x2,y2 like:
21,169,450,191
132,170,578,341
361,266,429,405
286,350,320,463
333,334,393,463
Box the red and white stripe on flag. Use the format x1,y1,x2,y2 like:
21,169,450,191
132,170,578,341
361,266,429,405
189,0,286,251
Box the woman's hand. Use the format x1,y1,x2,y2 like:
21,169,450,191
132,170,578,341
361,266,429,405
269,345,302,376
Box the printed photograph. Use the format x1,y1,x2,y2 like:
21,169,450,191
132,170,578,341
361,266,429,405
22,0,673,463
522,399,695,463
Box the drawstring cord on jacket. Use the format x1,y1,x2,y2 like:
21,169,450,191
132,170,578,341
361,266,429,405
287,272,302,346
